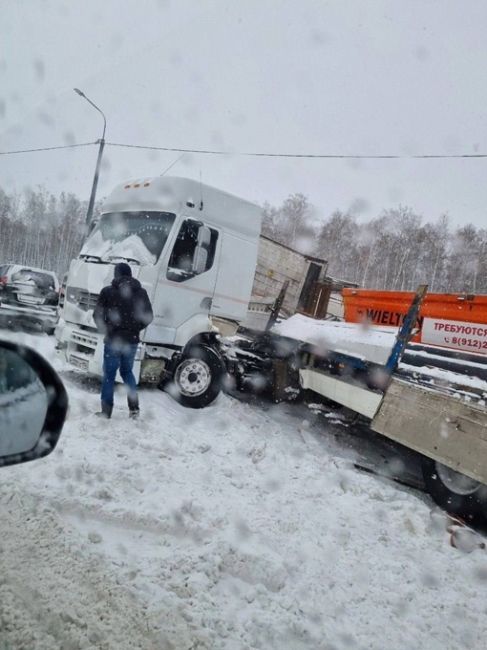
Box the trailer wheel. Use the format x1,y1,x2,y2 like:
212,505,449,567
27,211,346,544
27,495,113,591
421,457,487,522
169,345,224,409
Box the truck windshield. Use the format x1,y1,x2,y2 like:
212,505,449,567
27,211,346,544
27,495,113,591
80,211,176,265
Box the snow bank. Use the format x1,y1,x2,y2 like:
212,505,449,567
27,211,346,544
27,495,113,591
0,487,161,649
2,330,487,649
273,314,398,364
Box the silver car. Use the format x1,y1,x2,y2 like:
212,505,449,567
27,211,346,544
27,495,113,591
0,264,60,334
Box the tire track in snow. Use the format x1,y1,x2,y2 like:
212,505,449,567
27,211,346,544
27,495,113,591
0,488,195,649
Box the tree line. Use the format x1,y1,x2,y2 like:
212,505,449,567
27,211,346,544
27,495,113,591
0,184,485,294
0,186,92,278
263,194,487,294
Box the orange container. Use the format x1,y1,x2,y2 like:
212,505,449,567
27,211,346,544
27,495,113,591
342,289,487,354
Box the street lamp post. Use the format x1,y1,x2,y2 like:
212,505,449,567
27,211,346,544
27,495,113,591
74,88,106,229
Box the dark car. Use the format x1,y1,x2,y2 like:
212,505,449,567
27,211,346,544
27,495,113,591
58,271,68,312
0,264,60,334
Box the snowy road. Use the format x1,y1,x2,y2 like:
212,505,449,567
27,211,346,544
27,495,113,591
2,331,487,649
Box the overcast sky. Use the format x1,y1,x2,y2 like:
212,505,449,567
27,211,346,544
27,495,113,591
2,0,487,227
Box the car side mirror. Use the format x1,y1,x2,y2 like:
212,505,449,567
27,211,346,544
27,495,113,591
0,341,68,468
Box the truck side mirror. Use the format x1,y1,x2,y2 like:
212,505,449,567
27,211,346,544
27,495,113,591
0,341,68,468
197,225,212,249
191,225,212,275
192,247,209,274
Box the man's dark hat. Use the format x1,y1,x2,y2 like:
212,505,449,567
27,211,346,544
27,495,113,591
114,262,132,279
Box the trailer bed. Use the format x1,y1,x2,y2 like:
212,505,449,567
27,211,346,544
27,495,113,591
371,376,487,484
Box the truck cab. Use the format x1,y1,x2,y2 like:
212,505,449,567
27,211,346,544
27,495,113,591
56,176,262,406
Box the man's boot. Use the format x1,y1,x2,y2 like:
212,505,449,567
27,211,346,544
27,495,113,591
96,401,113,419
128,394,140,419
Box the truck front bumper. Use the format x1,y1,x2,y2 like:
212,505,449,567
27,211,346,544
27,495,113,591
55,320,105,376
55,320,144,381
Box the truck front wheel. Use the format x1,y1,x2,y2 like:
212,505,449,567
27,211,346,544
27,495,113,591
169,345,225,408
421,457,487,522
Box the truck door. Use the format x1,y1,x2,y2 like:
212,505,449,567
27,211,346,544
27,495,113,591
149,218,220,343
210,231,259,323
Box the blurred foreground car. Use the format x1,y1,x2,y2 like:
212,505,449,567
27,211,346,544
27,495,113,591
0,264,60,334
0,340,67,467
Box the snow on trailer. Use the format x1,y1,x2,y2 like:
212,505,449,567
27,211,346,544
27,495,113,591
274,314,398,365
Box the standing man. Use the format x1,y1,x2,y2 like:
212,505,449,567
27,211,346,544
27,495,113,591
94,262,153,419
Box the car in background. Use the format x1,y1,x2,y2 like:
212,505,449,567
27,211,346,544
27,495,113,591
0,264,60,335
58,271,68,313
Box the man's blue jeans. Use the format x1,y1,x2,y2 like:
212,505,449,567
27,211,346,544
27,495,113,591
101,341,138,407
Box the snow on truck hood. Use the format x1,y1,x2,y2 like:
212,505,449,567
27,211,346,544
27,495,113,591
273,314,398,365
79,231,156,266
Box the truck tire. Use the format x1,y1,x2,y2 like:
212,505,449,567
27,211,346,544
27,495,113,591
169,345,225,409
421,457,487,522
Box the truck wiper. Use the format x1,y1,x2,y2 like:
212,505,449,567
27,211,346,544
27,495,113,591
79,254,110,264
107,256,141,266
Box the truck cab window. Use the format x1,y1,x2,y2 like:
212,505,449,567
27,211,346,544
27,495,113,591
80,211,176,265
167,219,218,282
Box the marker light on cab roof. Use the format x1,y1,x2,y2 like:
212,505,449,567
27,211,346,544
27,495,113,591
124,180,151,189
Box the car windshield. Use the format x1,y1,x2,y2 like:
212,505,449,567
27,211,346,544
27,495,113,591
80,211,176,265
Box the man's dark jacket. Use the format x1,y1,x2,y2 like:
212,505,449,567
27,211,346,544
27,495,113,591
94,276,154,344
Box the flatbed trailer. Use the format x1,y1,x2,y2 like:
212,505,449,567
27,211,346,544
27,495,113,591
224,286,487,521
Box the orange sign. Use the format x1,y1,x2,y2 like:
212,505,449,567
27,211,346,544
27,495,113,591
343,289,487,353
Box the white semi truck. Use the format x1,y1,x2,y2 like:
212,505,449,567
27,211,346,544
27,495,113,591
56,176,262,407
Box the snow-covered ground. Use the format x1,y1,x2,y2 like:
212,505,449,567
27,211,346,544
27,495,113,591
1,330,487,649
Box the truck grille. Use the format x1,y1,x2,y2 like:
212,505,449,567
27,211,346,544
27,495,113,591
72,330,98,349
67,287,99,311
77,290,98,311
69,329,98,358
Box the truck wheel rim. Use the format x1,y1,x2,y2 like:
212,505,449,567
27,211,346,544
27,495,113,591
175,359,211,397
435,462,481,496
